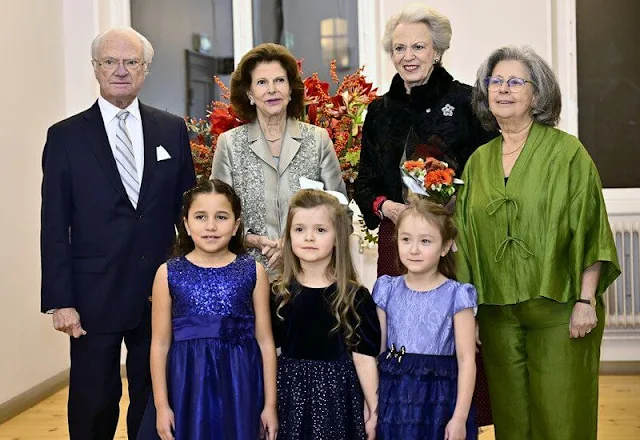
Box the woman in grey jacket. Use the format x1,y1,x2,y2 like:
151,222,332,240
212,43,345,269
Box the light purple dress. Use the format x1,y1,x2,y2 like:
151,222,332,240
373,275,476,355
372,275,478,439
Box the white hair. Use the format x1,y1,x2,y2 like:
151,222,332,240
382,3,452,60
91,26,154,65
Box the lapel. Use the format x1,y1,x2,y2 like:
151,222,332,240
277,119,302,175
138,103,159,208
83,101,129,202
248,120,276,171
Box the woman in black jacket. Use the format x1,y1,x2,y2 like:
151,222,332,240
355,4,496,277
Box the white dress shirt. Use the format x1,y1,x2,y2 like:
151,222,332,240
98,96,145,182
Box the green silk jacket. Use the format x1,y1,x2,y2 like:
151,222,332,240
455,122,620,305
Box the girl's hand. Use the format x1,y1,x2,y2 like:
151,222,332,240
156,405,175,440
381,200,408,225
260,405,278,440
570,302,597,338
444,416,466,440
364,411,377,439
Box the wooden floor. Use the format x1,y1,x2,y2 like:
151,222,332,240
1,376,639,439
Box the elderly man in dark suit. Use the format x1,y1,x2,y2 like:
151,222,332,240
40,26,195,439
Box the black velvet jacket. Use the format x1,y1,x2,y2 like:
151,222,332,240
354,66,498,229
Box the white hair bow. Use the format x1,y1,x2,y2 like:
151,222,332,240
299,177,349,206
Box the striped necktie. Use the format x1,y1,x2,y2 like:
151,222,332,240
114,110,140,207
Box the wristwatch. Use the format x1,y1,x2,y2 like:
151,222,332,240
576,297,596,307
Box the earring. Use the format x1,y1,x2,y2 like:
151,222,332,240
249,96,255,105
433,57,439,64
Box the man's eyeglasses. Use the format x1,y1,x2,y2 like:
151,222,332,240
93,58,145,72
484,76,533,93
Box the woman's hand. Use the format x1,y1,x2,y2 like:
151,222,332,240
444,415,467,440
261,237,283,269
156,405,175,440
260,405,278,440
381,200,408,224
248,234,282,266
570,302,598,338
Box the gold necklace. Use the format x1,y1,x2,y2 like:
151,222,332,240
265,135,283,142
502,140,526,155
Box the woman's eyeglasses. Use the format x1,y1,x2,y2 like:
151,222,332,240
484,76,534,93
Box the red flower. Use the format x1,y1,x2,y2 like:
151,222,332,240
304,74,330,100
209,107,243,136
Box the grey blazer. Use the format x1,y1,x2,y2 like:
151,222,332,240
212,118,346,241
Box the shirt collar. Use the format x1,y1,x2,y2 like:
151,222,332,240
98,96,141,123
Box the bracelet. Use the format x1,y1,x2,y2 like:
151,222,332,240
373,196,387,219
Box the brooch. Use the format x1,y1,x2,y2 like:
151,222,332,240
386,343,406,363
441,103,455,117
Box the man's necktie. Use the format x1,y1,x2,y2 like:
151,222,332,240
114,110,140,208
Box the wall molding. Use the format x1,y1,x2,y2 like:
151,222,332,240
0,369,69,424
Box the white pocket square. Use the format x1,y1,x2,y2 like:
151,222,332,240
156,145,171,161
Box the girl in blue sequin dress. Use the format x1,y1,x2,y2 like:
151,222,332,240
374,196,477,440
271,189,381,439
137,179,278,440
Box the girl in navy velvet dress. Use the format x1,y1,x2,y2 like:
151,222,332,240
137,179,278,440
374,196,477,440
272,189,381,439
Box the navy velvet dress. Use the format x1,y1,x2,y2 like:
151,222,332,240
272,283,381,439
137,254,264,440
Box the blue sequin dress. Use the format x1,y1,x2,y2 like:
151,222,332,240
373,275,478,440
137,254,264,440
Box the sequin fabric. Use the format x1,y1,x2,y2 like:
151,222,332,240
229,125,268,238
285,124,320,196
168,254,256,319
277,356,366,439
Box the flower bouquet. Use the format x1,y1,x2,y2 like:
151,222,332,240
400,158,463,206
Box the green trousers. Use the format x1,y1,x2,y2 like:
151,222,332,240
477,297,604,440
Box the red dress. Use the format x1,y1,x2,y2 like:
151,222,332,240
377,218,493,427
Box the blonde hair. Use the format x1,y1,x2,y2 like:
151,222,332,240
273,189,363,348
396,194,458,279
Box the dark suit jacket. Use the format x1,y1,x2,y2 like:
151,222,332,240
40,100,196,333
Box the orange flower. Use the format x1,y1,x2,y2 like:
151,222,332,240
425,168,454,187
403,160,426,172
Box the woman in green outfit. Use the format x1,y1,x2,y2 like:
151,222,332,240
455,46,620,440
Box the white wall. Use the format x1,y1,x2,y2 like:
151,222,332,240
0,0,69,406
361,0,550,91
0,0,130,407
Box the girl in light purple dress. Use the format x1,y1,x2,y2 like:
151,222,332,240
373,195,477,440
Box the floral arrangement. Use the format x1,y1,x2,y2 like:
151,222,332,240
301,61,377,184
185,78,245,179
400,158,463,206
185,63,377,183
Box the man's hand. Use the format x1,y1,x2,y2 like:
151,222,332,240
52,307,87,338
